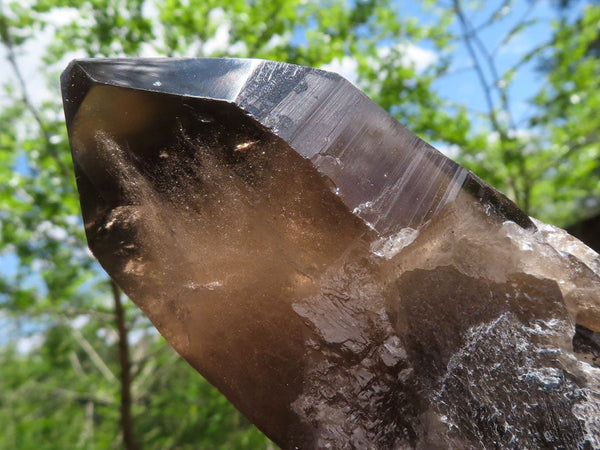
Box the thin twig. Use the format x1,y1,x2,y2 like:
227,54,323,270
453,0,503,135
453,0,526,206
0,6,71,179
53,387,116,406
61,315,118,383
492,0,540,57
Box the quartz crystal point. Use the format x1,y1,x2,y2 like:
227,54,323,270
62,58,600,449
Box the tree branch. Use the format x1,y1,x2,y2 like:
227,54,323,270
453,0,530,209
52,387,116,406
77,400,95,448
491,0,540,57
112,280,138,450
62,315,118,383
453,0,504,135
0,8,71,179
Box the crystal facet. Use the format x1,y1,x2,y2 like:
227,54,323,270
62,58,600,449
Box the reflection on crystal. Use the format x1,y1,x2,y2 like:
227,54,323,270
62,58,600,449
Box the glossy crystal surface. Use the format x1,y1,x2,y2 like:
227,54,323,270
62,58,600,449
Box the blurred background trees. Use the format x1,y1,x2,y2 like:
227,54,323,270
0,0,598,448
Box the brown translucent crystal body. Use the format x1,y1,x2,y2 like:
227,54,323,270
62,59,600,449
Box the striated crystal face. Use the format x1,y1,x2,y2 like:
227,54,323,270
62,58,600,449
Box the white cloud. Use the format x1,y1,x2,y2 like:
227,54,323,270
35,220,68,241
203,9,230,55
71,315,89,329
320,43,437,88
378,43,438,72
96,327,117,345
321,56,359,85
46,7,81,27
0,7,91,108
0,35,49,108
400,44,438,71
201,8,247,56
16,333,43,354
436,143,461,159
263,33,288,51
487,131,500,144
507,128,533,140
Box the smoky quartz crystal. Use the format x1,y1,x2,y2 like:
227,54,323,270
62,58,600,449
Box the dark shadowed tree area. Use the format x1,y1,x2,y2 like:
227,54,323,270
0,0,598,448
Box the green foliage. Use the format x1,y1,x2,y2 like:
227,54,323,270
529,4,600,223
0,323,270,449
453,2,600,225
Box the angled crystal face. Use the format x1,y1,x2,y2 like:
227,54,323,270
63,58,533,236
62,58,600,449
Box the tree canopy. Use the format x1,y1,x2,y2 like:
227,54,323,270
0,0,598,448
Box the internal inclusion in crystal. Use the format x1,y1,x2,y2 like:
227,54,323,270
70,84,374,446
65,62,600,449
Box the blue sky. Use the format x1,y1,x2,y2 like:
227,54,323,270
431,0,578,127
318,0,586,138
